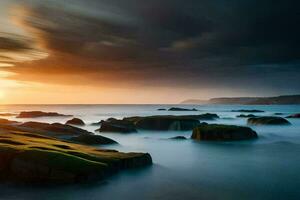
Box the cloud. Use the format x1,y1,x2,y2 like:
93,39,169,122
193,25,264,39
0,34,32,52
2,0,300,93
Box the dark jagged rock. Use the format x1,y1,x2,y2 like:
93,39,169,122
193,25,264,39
237,114,258,118
0,126,152,184
70,134,117,145
17,111,72,118
65,118,85,126
232,109,264,113
124,115,200,131
97,118,137,133
169,136,187,140
168,107,198,111
286,113,300,118
191,124,258,141
247,116,291,125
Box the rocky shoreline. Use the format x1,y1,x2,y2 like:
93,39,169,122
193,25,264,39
0,118,152,184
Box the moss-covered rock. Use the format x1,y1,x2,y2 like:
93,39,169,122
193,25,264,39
11,121,118,145
19,122,89,136
247,116,291,125
191,124,258,141
0,125,152,183
65,118,85,126
17,111,72,118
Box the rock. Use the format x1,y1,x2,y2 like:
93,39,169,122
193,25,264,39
191,124,258,141
169,136,187,140
19,122,90,136
0,113,16,117
17,121,118,145
168,107,198,111
70,134,117,145
157,108,166,111
274,113,283,115
232,109,264,113
65,118,85,126
247,116,291,125
17,111,72,118
124,115,200,131
91,121,102,126
0,127,152,183
0,118,19,125
237,114,257,118
286,113,300,118
97,118,137,133
193,113,219,120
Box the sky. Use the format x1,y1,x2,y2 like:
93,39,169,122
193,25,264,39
0,0,299,104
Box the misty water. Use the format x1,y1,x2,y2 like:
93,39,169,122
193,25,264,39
1,104,300,200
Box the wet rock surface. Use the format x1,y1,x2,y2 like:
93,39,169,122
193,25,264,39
192,124,258,141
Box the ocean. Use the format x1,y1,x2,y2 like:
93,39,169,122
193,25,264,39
0,104,300,200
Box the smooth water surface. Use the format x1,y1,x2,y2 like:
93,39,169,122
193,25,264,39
0,104,300,200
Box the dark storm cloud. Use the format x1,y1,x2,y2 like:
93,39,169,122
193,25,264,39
0,33,33,52
7,0,300,92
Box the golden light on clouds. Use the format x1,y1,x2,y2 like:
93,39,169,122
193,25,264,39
0,90,4,99
0,63,13,67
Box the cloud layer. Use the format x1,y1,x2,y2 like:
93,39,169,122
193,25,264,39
1,0,300,93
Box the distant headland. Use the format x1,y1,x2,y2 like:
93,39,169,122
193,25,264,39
181,95,300,105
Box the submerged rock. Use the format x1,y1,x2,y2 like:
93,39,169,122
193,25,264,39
0,127,152,184
168,107,198,111
286,113,300,118
232,109,264,113
247,116,291,125
169,136,187,140
17,111,72,118
65,118,85,126
97,118,137,133
124,115,200,131
274,113,283,115
191,124,258,141
157,108,166,111
237,114,258,118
